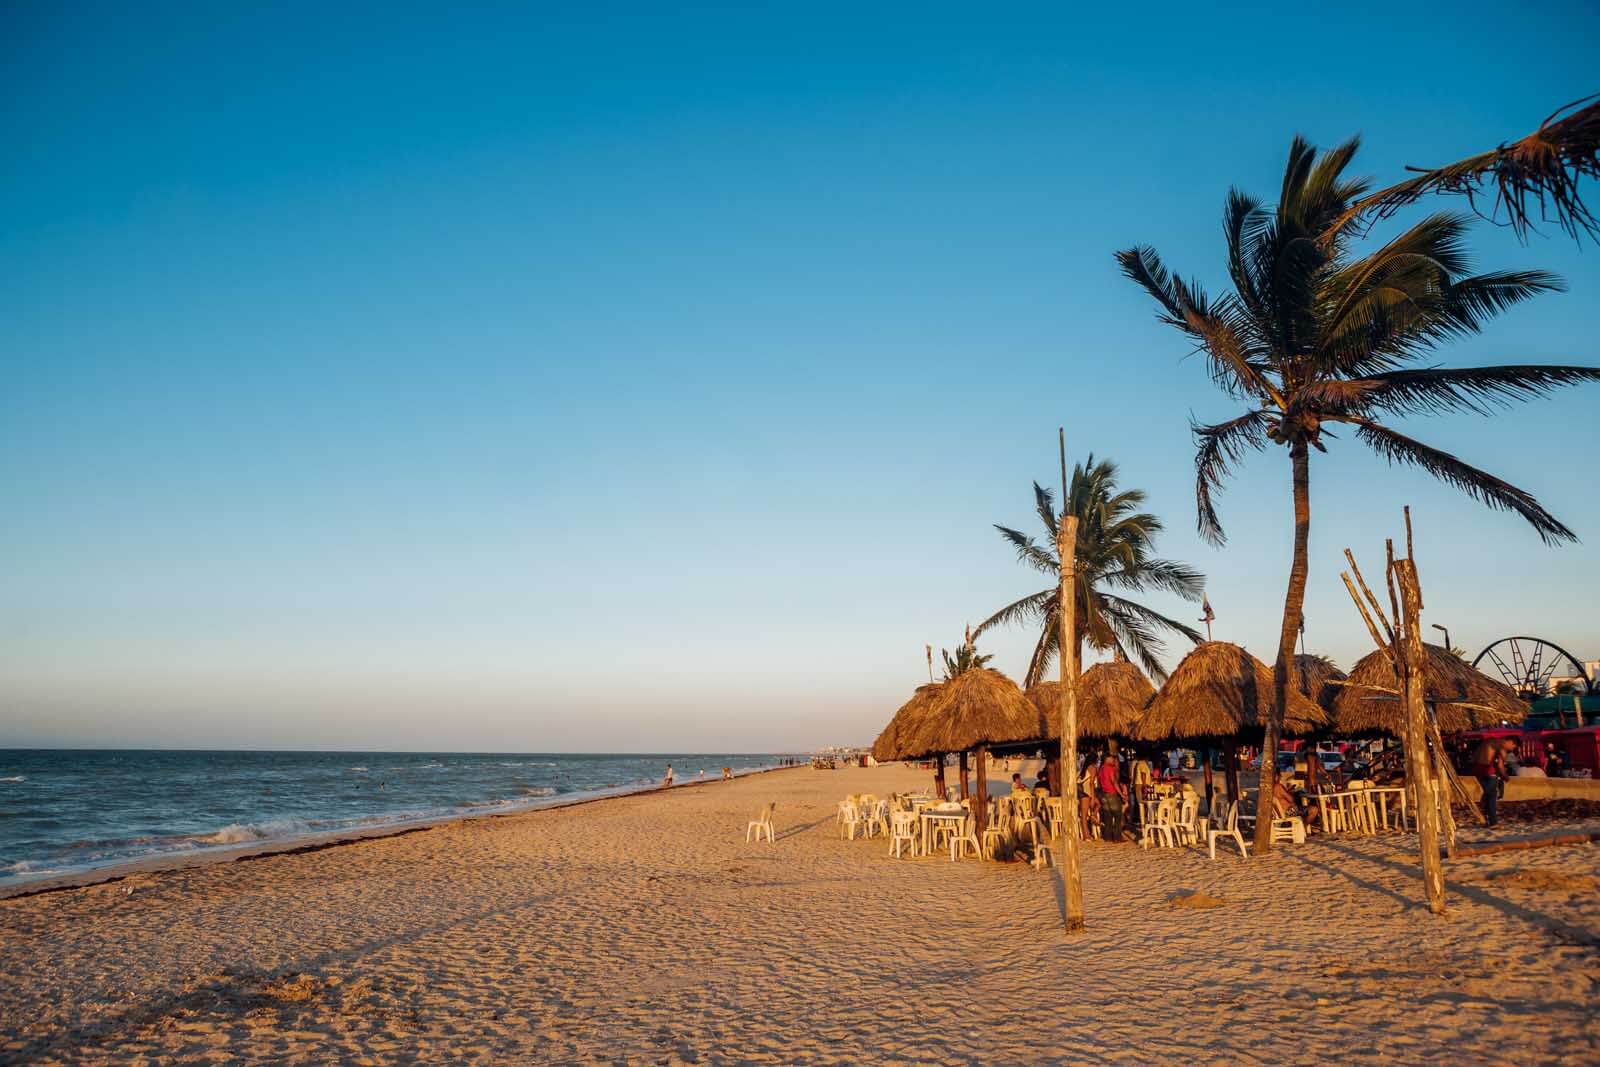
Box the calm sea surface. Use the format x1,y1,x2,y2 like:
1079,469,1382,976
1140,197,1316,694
0,750,794,886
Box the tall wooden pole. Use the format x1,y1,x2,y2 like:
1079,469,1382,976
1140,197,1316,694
1056,428,1086,934
1202,747,1215,816
958,751,971,801
974,745,989,835
1396,557,1446,914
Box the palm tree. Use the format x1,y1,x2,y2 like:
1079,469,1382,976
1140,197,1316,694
1117,135,1600,853
975,455,1204,688
940,641,994,679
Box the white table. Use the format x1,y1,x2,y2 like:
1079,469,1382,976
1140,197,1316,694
919,809,967,859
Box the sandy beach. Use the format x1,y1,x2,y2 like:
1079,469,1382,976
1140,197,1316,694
3,760,1598,1064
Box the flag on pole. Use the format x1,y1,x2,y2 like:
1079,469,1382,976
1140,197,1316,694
1200,595,1214,624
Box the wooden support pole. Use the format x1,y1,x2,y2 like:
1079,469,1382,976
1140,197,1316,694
1225,745,1240,805
1395,557,1446,915
959,751,971,801
934,754,946,800
1046,750,1061,796
974,745,989,836
1427,710,1485,829
1203,748,1216,815
1057,504,1086,934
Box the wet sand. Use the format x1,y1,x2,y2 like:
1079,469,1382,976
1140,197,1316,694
2,761,1597,1063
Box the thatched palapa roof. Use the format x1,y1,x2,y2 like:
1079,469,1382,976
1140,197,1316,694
880,668,1045,761
1294,653,1346,706
1327,644,1526,735
1028,661,1155,740
872,684,942,762
1133,641,1328,742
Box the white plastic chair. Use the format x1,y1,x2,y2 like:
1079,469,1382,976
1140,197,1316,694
1318,792,1349,834
1175,793,1201,845
746,803,775,843
839,801,863,841
1032,841,1056,870
949,814,981,862
1140,797,1180,849
1267,799,1305,845
864,800,890,839
1207,801,1251,860
981,811,1010,859
1345,782,1378,835
888,810,919,858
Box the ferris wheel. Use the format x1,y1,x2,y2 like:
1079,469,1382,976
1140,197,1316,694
1472,636,1594,698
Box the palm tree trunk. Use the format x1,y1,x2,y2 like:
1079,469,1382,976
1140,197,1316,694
1256,441,1311,854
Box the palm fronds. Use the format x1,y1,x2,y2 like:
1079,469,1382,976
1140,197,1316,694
1339,95,1600,242
1346,418,1577,544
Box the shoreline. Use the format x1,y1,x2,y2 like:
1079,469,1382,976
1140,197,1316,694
0,761,805,901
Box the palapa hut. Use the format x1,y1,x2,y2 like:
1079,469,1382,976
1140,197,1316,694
1134,642,1328,743
878,668,1044,832
1134,642,1329,806
1328,644,1526,735
871,684,942,764
1294,653,1346,706
1029,661,1155,740
905,668,1045,758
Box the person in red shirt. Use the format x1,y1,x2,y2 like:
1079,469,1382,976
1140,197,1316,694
1096,753,1127,840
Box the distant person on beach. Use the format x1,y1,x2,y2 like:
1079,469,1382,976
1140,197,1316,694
722,767,732,780
1471,739,1506,826
663,765,675,788
1010,773,1028,795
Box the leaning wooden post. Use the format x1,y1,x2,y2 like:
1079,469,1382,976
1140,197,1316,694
1395,557,1446,915
1055,430,1086,934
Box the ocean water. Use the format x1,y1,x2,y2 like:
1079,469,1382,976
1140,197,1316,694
0,750,793,887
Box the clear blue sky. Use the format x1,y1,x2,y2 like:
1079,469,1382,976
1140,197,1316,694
3,2,1598,751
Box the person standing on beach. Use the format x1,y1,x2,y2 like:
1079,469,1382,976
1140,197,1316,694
663,764,675,788
1471,738,1505,826
1097,753,1126,841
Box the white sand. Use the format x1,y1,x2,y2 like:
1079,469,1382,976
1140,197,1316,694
2,760,1597,1063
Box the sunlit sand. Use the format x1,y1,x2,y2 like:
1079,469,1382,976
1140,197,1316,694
3,761,1597,1062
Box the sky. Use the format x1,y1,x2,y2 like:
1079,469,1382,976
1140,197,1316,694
3,2,1598,751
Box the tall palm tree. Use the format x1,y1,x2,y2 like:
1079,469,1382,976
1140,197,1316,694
1117,135,1600,852
975,455,1204,688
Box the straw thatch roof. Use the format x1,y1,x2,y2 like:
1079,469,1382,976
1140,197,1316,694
1327,644,1527,735
871,684,943,762
891,668,1046,760
1133,641,1329,742
1294,654,1346,706
1028,661,1155,740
